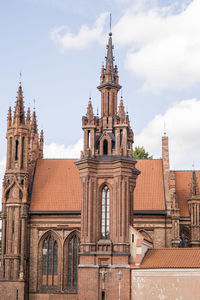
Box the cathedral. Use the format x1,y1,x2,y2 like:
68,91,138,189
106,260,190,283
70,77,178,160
1,32,200,300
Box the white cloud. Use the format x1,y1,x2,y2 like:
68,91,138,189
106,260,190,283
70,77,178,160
44,139,83,158
135,98,200,169
50,12,109,51
113,0,200,92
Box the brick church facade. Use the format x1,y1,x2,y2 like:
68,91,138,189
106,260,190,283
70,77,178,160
1,32,200,300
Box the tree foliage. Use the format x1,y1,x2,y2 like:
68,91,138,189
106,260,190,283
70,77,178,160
133,146,153,159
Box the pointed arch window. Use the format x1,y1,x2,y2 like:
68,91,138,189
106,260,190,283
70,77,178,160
101,185,110,239
103,140,108,155
64,234,80,291
42,234,58,288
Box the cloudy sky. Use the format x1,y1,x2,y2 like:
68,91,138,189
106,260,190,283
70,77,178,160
1,0,200,194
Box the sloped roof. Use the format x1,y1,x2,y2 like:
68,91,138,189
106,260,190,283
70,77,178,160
134,159,165,211
30,159,82,211
30,158,165,212
138,248,200,269
174,171,200,217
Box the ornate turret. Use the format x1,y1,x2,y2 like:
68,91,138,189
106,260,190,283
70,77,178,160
76,31,140,300
81,32,133,158
0,82,43,299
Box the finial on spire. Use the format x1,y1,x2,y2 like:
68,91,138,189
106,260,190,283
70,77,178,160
164,121,166,136
109,13,112,34
19,71,22,86
33,99,36,110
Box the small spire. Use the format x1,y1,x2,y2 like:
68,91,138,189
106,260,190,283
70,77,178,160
7,106,12,127
39,129,44,158
86,99,94,121
31,110,38,135
118,97,125,119
190,170,200,197
26,107,31,127
13,84,25,125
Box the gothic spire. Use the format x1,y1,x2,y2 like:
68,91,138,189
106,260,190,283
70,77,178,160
118,97,125,119
26,107,31,127
31,110,38,135
190,170,200,197
7,106,12,127
86,99,94,121
13,84,25,125
105,32,114,82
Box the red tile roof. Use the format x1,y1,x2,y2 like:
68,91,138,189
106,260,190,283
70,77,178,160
175,171,200,217
30,159,82,211
134,159,165,211
30,158,166,213
138,248,200,269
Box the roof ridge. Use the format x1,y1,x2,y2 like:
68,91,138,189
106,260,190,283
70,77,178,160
150,248,200,250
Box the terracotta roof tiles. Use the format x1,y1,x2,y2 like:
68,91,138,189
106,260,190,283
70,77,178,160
174,171,200,217
138,248,200,269
30,159,82,211
30,158,166,213
134,159,165,211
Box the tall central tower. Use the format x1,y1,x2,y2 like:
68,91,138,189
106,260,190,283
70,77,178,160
76,33,140,300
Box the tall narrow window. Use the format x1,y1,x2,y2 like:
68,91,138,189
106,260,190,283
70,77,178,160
42,234,58,288
103,140,108,155
88,130,90,148
9,137,12,169
65,235,80,291
101,186,110,239
120,129,123,147
21,137,25,168
15,140,19,161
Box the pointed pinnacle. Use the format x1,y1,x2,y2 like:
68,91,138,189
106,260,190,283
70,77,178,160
118,97,125,119
86,100,94,120
7,106,12,127
13,85,25,125
190,170,200,197
31,110,38,135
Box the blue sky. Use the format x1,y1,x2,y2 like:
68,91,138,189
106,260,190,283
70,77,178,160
1,0,200,186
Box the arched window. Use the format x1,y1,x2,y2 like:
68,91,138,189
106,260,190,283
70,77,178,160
15,140,19,161
21,136,25,168
103,140,108,155
64,234,80,291
9,137,12,169
101,186,110,239
42,234,58,288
